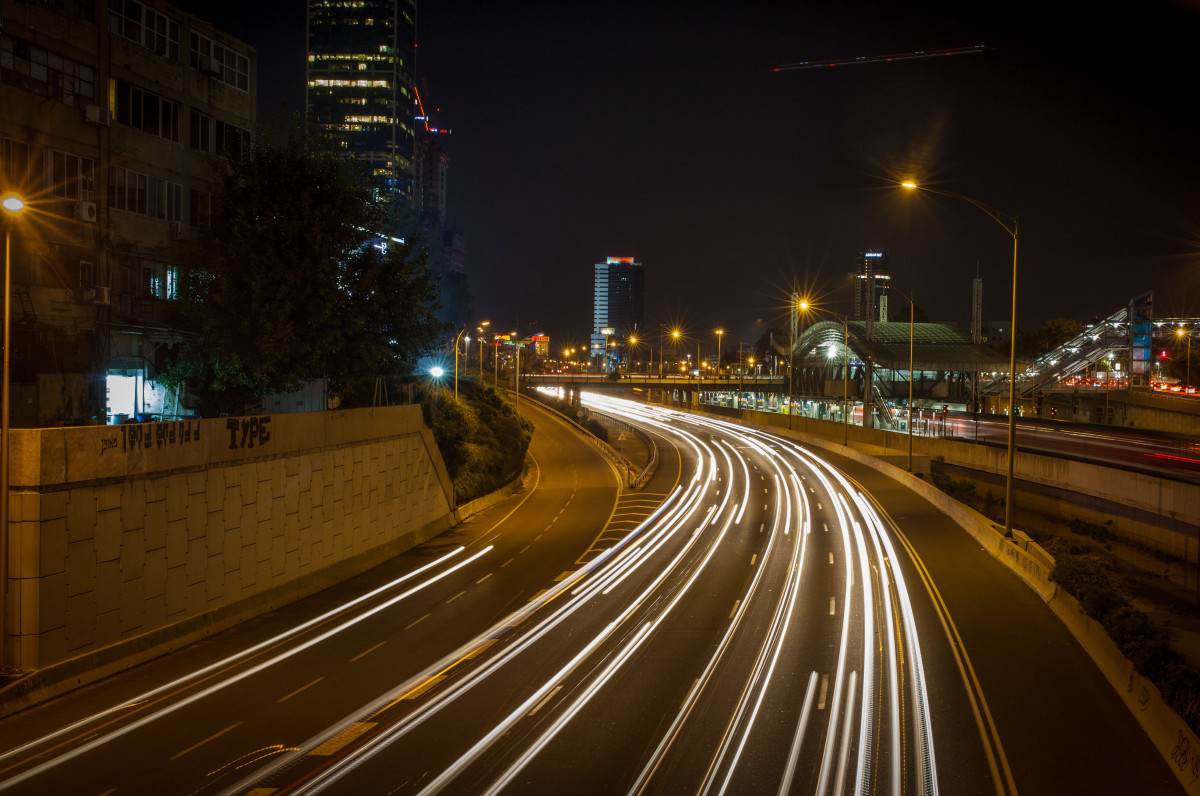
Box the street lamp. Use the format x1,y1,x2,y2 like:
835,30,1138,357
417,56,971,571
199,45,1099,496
452,328,469,399
1179,327,1193,392
477,320,490,378
788,297,810,413
715,329,724,379
1,193,26,669
903,180,1019,537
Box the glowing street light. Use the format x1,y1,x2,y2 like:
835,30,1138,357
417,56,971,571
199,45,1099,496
903,180,1020,537
1,193,25,668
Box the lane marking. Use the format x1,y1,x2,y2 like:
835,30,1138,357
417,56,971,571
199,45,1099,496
276,677,324,704
529,685,563,717
829,597,836,615
169,722,242,760
405,613,430,630
818,674,829,710
446,591,465,604
308,722,377,756
750,554,758,566
759,523,764,534
501,558,514,567
520,545,530,554
729,600,741,618
350,641,386,662
476,573,493,584
828,552,834,564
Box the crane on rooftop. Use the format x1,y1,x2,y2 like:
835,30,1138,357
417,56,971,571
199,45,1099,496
773,44,992,72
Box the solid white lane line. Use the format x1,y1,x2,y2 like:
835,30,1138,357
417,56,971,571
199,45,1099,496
277,677,324,704
350,641,386,662
405,614,430,630
818,674,829,710
169,722,242,760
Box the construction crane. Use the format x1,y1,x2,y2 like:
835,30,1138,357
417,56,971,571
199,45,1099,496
773,44,992,72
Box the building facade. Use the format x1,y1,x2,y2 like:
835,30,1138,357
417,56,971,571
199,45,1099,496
591,256,644,371
306,0,416,206
0,0,254,425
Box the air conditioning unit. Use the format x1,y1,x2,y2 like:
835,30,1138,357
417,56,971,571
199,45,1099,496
85,105,113,127
74,201,97,223
167,221,184,240
197,54,220,76
81,286,110,305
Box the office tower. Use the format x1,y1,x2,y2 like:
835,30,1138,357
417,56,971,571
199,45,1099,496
852,249,890,341
591,257,645,371
307,0,417,206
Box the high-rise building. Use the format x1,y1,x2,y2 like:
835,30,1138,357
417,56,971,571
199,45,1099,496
851,249,890,340
591,257,644,371
0,0,254,425
306,0,417,206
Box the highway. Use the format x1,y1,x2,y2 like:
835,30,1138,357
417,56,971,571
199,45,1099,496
0,396,1181,794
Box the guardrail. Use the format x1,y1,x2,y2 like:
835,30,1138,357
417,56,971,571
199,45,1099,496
587,408,659,489
519,390,639,486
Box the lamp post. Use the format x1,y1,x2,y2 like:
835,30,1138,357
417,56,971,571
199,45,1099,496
452,328,468,399
1179,327,1193,392
715,329,724,379
628,336,639,376
903,180,1019,537
788,297,810,414
842,317,849,445
1,193,26,669
477,320,490,379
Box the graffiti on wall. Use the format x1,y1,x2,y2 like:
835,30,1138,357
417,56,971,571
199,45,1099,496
227,416,272,450
108,420,203,454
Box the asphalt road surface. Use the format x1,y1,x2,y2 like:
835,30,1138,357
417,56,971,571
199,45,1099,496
0,396,1181,795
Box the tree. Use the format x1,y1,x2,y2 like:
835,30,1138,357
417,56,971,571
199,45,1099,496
1039,318,1084,353
160,128,445,415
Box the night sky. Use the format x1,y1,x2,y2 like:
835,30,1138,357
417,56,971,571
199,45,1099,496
187,1,1200,350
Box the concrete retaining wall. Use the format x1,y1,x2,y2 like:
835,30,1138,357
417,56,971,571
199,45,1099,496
700,404,1200,554
5,405,453,672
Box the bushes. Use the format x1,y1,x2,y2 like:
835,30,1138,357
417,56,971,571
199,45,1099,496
423,379,532,505
1052,552,1200,734
930,469,978,506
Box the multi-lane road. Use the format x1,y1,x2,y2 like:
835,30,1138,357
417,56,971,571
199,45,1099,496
0,396,1181,794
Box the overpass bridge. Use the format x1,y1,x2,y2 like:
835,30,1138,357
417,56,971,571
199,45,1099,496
522,373,787,393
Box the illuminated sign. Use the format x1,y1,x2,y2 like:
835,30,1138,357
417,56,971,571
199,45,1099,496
607,257,635,264
864,252,883,258
601,327,615,335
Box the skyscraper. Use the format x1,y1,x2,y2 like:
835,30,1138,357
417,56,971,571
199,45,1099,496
852,249,890,341
306,0,417,206
592,257,645,371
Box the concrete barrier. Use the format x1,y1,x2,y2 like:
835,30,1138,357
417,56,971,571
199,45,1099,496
686,404,1200,795
4,405,454,680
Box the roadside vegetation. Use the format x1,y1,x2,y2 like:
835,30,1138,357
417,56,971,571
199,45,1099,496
422,378,532,505
521,389,608,441
929,460,1200,735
